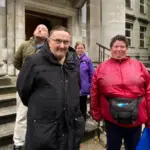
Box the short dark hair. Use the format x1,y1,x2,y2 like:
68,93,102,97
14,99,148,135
110,35,128,48
49,26,70,37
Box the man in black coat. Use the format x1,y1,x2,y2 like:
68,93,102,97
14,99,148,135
17,26,84,150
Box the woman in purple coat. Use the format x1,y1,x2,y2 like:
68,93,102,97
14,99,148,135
75,42,94,121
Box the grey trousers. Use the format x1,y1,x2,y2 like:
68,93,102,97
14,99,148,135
13,92,27,146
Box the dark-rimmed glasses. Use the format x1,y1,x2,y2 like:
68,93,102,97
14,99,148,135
50,38,70,45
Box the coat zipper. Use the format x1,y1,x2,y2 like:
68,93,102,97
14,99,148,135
119,60,126,96
61,65,70,138
61,65,66,110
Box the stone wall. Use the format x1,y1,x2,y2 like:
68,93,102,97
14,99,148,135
0,0,7,76
86,0,101,62
25,0,82,47
0,0,83,76
126,0,150,56
101,0,125,48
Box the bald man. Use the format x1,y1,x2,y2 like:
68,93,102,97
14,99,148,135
13,24,49,150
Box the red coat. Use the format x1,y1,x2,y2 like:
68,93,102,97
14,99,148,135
91,57,150,127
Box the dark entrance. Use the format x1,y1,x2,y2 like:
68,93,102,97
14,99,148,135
25,10,67,40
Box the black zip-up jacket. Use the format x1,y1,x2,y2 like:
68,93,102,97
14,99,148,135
17,43,84,150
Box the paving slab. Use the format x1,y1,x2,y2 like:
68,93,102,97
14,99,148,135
80,139,105,150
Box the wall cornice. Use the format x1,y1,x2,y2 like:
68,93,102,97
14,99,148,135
25,0,76,17
73,0,87,8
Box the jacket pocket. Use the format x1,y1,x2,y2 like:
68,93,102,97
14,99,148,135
31,119,57,149
73,109,85,147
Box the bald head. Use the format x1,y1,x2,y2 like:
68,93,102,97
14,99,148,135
33,24,49,40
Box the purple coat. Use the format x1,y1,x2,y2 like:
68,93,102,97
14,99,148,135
79,53,94,96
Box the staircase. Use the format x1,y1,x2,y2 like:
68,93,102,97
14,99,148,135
0,76,16,150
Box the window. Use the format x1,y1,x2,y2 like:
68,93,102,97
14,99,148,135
140,0,145,13
140,26,147,48
125,22,133,46
126,0,131,8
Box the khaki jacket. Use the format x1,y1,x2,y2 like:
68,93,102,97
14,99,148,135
13,37,41,70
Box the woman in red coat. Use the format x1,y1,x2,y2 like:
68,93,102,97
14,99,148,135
91,35,150,150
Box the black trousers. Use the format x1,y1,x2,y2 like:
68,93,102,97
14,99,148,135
80,96,87,121
105,120,142,150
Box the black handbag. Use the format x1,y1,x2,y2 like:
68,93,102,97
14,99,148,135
107,97,142,124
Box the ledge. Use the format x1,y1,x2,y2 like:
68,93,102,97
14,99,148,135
126,13,136,20
73,0,87,9
138,17,149,24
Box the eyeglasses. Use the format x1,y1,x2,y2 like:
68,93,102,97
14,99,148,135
50,38,70,45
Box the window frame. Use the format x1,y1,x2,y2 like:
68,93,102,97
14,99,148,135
140,0,146,14
125,21,133,47
139,25,147,48
126,0,132,8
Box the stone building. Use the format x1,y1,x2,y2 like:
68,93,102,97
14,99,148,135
125,0,150,64
0,0,150,77
0,0,87,77
82,0,150,64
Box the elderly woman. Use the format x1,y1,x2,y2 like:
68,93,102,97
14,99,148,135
91,35,150,150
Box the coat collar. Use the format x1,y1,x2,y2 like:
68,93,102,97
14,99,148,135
110,56,130,63
29,36,47,49
40,42,77,69
78,53,86,59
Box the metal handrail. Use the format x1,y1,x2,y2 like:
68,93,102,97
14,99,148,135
96,43,110,51
96,43,110,63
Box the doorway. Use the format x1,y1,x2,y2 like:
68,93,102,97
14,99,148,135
25,10,68,40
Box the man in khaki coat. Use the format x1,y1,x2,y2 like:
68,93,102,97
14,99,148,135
13,24,49,150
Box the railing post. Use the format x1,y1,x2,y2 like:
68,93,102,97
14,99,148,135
99,46,101,63
101,49,103,62
96,43,110,63
103,48,105,61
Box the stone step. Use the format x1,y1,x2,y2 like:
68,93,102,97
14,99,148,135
0,85,16,95
0,122,14,147
0,76,12,86
0,93,16,108
0,144,13,150
0,105,16,125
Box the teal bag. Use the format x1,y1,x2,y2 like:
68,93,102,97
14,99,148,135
136,128,150,150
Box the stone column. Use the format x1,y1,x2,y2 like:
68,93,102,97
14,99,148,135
81,3,87,49
7,0,15,76
0,0,7,76
86,0,101,62
14,0,25,75
15,0,25,48
68,10,82,48
101,0,125,48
